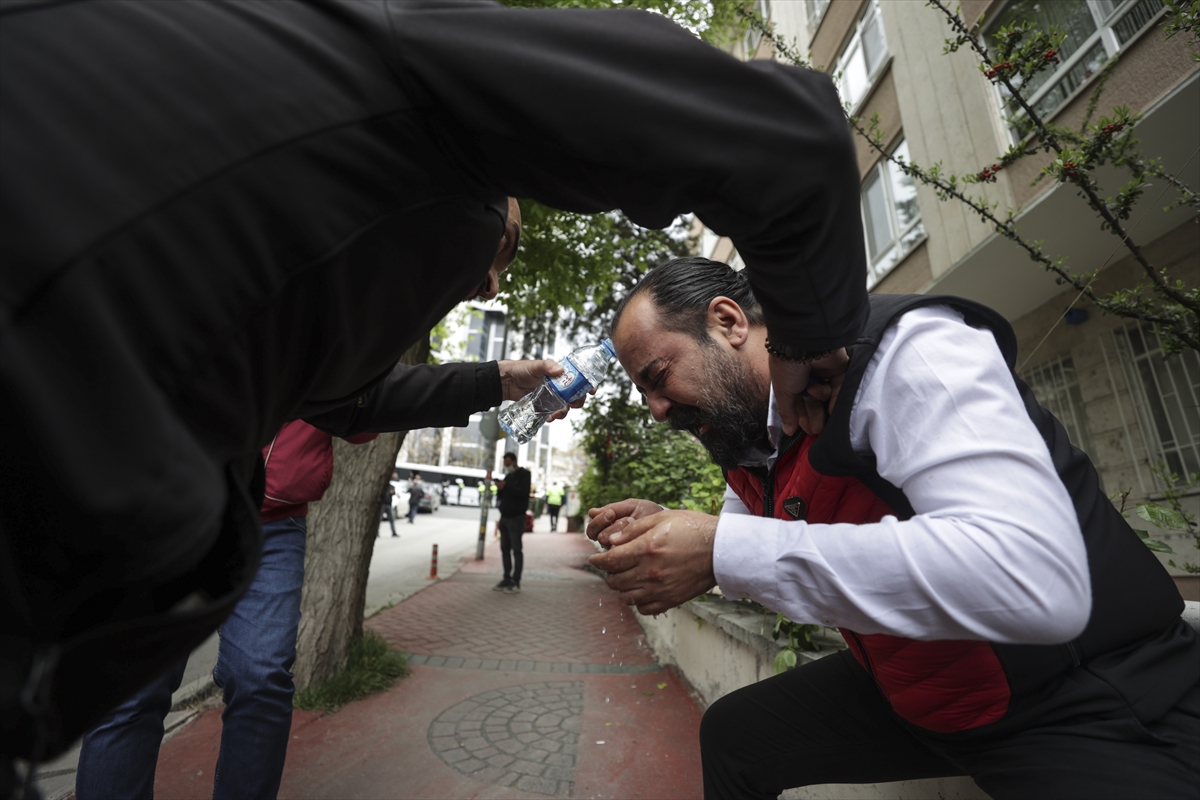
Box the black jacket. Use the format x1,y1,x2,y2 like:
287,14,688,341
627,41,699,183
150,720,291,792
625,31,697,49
497,468,533,517
1,0,866,758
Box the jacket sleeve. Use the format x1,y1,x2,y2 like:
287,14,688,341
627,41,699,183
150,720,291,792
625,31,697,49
304,360,502,436
380,0,868,353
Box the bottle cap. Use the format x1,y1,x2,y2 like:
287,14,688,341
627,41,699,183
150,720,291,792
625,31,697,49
600,338,616,358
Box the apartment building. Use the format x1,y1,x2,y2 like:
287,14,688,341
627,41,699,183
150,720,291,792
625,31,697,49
705,0,1199,593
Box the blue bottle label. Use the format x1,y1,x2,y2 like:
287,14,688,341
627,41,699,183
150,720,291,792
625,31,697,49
549,357,592,403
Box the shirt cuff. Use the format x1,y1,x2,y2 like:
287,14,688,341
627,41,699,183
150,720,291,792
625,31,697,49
713,512,788,611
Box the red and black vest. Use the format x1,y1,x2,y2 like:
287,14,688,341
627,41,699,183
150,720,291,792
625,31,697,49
726,294,1190,736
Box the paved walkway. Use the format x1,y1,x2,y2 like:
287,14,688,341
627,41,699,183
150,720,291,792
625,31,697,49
150,522,706,799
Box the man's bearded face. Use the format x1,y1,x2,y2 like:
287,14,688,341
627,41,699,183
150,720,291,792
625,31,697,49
667,339,769,470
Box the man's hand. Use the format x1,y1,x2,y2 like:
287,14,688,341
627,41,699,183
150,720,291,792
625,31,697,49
770,348,849,437
587,509,718,616
586,499,665,549
498,359,588,421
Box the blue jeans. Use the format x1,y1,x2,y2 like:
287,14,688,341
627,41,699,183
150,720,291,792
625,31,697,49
77,516,308,800
406,503,419,523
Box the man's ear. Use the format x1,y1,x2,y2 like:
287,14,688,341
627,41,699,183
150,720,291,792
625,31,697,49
707,296,750,347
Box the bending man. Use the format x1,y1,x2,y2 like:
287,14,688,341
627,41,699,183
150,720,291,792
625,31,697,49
589,258,1197,799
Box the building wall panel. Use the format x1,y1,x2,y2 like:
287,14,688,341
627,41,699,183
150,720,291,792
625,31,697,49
882,1,1011,279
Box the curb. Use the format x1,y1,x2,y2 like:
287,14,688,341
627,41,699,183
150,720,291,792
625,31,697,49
170,673,218,712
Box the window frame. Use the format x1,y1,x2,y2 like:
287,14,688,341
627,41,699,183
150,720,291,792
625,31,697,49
833,0,889,113
804,0,831,42
986,0,1167,142
1021,354,1102,482
1113,322,1200,488
861,138,925,289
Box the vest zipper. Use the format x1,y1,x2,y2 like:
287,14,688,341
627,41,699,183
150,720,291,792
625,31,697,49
754,432,804,518
847,630,875,677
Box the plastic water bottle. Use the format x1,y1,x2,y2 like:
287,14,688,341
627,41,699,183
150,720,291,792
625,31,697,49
499,339,616,444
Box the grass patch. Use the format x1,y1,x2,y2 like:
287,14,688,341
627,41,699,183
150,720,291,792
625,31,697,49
293,630,409,713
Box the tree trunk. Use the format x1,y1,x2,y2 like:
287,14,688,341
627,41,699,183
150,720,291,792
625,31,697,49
293,337,429,690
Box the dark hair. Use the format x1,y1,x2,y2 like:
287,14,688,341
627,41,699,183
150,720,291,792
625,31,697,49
612,257,764,342
503,451,518,462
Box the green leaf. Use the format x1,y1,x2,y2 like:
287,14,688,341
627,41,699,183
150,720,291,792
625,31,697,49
1136,503,1191,530
773,648,797,675
1142,538,1176,554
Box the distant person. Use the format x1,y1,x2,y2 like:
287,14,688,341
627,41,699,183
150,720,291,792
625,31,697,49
493,452,532,594
545,483,565,532
407,472,424,524
456,478,465,505
381,470,399,538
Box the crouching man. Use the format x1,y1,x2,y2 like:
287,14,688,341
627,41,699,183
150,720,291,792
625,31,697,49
588,258,1198,799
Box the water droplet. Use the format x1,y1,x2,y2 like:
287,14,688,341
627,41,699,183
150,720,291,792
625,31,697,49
605,696,610,704
602,626,606,634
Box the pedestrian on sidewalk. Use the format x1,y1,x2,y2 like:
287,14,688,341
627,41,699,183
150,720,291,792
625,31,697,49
407,472,424,524
544,483,565,532
381,469,400,537
493,452,531,594
75,419,377,800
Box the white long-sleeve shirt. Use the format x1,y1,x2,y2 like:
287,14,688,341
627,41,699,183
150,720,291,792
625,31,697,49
713,305,1091,644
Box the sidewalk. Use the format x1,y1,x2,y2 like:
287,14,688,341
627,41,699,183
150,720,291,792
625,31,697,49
149,516,706,799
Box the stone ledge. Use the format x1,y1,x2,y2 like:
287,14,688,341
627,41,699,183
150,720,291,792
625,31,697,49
684,595,846,666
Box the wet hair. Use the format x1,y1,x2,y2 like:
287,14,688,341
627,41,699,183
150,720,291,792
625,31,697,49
612,257,764,342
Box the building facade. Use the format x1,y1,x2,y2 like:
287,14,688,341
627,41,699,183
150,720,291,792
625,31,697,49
704,0,1199,595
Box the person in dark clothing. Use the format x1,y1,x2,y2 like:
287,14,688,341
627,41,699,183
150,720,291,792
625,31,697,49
1,0,869,765
381,470,399,538
407,472,424,524
494,452,532,594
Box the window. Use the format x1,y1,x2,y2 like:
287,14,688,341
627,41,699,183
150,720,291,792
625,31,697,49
987,0,1166,139
1022,356,1100,473
861,139,924,287
833,0,888,110
743,0,771,58
1114,322,1200,484
805,0,830,39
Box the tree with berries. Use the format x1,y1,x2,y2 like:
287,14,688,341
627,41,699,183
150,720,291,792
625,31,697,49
746,0,1198,355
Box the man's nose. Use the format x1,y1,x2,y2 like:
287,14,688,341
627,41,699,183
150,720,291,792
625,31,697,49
647,394,672,423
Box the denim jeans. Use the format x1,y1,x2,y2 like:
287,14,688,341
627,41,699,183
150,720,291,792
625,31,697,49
406,503,419,523
498,514,525,584
76,515,308,800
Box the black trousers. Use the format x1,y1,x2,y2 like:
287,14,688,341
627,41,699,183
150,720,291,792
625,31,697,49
701,648,1200,800
547,503,561,530
498,514,525,584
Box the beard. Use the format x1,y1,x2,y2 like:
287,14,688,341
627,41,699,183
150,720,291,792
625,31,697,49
668,343,770,471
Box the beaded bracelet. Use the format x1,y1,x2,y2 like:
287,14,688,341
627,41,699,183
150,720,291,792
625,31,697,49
764,338,837,365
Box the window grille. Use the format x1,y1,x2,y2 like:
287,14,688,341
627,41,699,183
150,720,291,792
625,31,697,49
861,138,924,287
986,0,1166,140
1113,322,1200,485
1021,355,1100,474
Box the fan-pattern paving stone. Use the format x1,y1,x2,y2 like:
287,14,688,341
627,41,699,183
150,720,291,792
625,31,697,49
427,682,584,797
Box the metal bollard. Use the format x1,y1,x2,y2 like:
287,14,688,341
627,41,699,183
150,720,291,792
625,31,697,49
427,543,439,580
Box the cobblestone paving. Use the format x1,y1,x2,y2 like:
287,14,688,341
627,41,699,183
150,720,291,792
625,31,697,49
427,682,583,797
367,573,653,665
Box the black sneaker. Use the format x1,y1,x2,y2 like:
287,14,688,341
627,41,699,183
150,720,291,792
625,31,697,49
493,579,513,592
503,583,521,594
